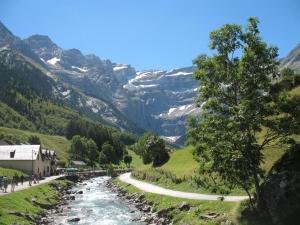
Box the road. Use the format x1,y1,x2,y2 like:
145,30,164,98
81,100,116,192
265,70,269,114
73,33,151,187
119,172,248,202
0,175,63,196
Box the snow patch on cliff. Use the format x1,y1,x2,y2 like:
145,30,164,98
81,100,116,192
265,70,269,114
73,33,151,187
47,57,60,65
71,66,88,72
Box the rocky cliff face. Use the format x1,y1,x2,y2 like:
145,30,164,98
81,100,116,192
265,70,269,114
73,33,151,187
280,44,300,72
22,33,200,144
0,23,142,133
259,144,300,225
121,67,200,139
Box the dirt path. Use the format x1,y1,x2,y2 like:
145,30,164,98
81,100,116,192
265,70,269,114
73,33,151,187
119,172,248,202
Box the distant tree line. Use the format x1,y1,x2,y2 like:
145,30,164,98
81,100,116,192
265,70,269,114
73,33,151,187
66,119,137,166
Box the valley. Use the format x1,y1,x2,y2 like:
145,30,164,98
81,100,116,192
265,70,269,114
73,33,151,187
0,6,299,225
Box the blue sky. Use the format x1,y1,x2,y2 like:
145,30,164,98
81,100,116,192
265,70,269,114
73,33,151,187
0,0,299,70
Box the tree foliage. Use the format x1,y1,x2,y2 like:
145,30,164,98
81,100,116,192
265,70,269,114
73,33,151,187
133,132,169,167
123,154,133,168
69,135,99,166
188,18,299,204
99,142,117,165
66,119,130,161
27,135,41,145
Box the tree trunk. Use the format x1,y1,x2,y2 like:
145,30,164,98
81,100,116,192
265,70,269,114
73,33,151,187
245,189,254,208
253,172,260,204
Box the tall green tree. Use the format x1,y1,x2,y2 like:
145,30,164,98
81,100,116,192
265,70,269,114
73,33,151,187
69,135,99,166
188,17,281,204
123,155,133,168
99,142,117,165
87,139,98,167
133,132,169,166
69,135,87,161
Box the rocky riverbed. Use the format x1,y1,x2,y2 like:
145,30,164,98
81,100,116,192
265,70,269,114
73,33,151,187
106,180,175,225
107,179,200,225
40,176,146,225
36,174,177,225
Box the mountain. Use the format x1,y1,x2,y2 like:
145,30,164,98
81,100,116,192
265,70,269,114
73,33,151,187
121,67,200,138
280,44,300,71
1,21,299,145
23,34,200,144
0,22,143,134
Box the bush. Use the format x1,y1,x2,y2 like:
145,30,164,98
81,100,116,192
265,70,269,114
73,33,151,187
123,155,132,167
133,132,169,166
27,135,41,144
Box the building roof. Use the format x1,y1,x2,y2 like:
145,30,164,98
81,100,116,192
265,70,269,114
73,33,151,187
71,160,87,166
0,145,41,160
0,140,9,146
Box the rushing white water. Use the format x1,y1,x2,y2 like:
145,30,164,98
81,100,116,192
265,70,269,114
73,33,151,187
53,176,144,225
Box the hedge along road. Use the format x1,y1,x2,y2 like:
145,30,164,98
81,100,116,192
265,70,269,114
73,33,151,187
119,172,249,202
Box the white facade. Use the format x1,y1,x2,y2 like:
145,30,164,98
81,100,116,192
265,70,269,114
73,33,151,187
0,145,55,177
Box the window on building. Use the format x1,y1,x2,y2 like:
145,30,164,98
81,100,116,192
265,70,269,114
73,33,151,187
10,150,16,158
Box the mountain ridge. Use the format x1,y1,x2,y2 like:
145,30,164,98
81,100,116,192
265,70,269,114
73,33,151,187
0,21,299,145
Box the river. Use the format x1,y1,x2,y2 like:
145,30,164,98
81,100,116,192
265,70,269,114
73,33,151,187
52,176,144,225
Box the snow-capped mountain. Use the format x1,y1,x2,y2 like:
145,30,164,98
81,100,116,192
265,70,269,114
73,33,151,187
121,67,200,140
1,21,299,145
0,22,142,133
22,33,201,143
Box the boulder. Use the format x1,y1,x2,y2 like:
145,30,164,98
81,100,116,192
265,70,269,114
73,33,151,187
157,206,175,217
178,201,190,211
259,145,300,225
68,217,80,222
199,212,219,219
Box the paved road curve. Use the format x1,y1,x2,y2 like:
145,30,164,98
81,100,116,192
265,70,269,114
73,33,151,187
0,175,63,196
119,172,248,202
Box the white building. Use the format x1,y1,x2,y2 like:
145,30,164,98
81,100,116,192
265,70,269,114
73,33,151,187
0,145,56,177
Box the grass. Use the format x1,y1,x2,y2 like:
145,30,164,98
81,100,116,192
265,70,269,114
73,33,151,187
161,146,199,178
290,85,300,96
128,149,149,170
0,167,27,179
128,146,199,176
0,126,70,161
0,180,70,225
131,146,246,195
114,178,240,225
129,132,298,195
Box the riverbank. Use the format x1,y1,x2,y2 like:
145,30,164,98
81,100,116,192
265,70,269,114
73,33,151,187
50,176,145,224
112,178,240,225
0,178,73,225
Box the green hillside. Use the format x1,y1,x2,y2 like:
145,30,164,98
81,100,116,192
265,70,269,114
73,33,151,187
0,127,70,162
160,146,198,178
0,102,36,131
